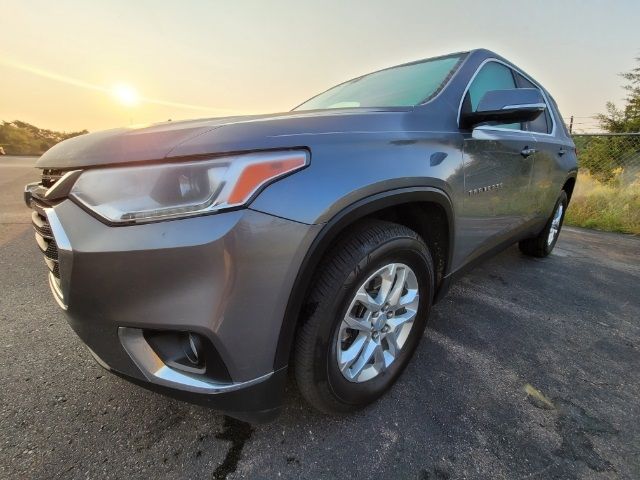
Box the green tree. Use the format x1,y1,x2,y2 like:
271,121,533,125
596,57,640,133
579,57,640,182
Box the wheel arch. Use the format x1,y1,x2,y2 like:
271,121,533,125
273,186,454,371
562,174,577,202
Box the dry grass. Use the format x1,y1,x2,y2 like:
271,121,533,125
565,170,640,235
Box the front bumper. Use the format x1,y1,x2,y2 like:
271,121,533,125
29,197,320,420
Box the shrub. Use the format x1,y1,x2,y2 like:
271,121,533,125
565,170,640,235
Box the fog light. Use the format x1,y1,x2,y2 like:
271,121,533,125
185,332,202,365
141,329,231,383
144,330,205,374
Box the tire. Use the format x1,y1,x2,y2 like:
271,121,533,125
519,191,568,258
294,219,434,414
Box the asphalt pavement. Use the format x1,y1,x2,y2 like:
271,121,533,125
1,156,639,479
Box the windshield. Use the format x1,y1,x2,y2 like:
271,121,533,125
294,53,464,111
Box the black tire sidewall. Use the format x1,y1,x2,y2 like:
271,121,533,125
315,237,433,407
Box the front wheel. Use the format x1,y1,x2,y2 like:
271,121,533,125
519,191,568,257
294,220,434,414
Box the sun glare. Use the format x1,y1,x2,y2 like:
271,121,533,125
112,83,139,106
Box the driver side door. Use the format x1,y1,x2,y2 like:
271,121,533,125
456,61,537,266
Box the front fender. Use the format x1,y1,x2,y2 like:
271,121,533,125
270,185,455,372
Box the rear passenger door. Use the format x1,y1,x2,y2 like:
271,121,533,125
457,61,537,265
515,73,570,220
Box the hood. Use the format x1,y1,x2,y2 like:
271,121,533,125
36,108,411,169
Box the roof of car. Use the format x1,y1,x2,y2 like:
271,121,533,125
369,48,506,75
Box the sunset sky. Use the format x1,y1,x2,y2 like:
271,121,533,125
1,0,639,133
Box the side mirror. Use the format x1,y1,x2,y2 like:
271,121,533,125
461,88,546,129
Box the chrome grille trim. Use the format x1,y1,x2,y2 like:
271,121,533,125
34,232,59,260
27,170,73,309
44,207,72,310
30,199,60,281
31,210,53,238
49,272,66,310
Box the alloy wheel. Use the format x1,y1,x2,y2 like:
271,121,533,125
336,263,419,383
547,203,564,246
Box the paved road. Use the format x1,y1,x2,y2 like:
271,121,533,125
1,157,639,479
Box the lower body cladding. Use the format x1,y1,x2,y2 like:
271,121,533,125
44,200,320,422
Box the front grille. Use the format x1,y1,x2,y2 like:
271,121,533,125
29,171,64,285
31,199,61,280
41,169,65,188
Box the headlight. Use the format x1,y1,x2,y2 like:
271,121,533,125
69,150,308,224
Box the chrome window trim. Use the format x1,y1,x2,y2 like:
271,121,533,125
501,103,547,110
473,125,536,137
457,58,557,137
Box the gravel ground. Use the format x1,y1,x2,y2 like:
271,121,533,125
1,157,639,479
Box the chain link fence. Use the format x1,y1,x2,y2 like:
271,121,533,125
567,133,640,234
573,133,640,185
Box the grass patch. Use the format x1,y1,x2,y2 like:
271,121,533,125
565,170,640,235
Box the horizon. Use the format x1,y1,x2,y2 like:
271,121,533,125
2,0,639,133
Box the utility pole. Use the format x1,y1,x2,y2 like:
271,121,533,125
569,115,574,134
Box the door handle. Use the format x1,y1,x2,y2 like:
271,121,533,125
558,148,566,156
521,146,536,157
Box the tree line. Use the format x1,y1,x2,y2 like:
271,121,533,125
0,120,88,156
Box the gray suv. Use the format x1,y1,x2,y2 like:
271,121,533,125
25,49,577,422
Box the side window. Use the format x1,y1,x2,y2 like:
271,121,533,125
515,73,552,134
463,62,520,130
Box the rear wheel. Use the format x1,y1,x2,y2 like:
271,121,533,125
519,191,568,257
294,220,434,414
